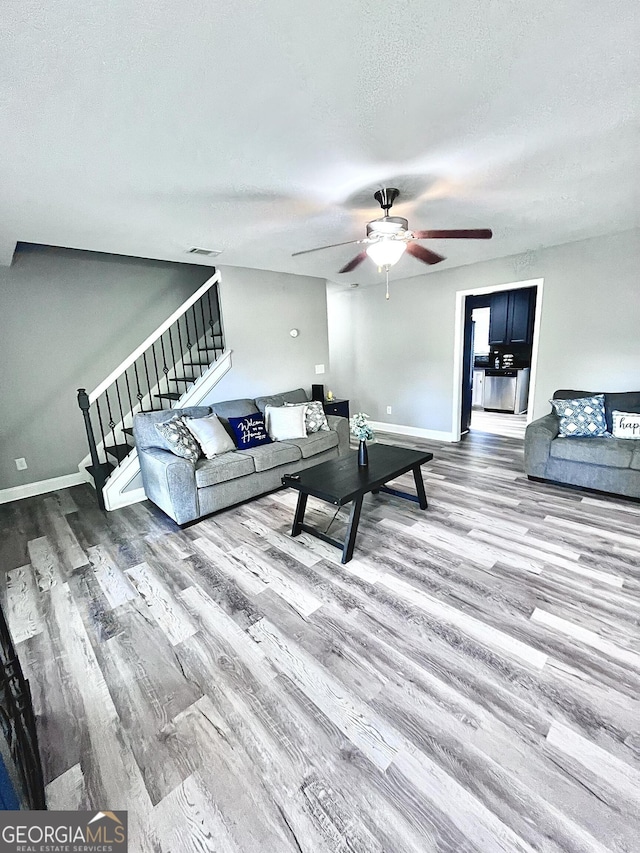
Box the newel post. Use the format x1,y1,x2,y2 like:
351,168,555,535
77,388,106,510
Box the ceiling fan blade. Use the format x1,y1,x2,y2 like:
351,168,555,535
412,229,493,240
338,251,369,274
406,242,445,265
292,239,364,257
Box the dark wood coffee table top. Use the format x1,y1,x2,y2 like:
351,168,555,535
284,443,434,506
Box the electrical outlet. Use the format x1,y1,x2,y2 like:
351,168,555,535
15,458,27,471
315,364,325,375
386,406,392,415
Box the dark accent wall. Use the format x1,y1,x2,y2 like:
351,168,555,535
0,244,211,491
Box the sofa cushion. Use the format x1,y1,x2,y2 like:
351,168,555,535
550,394,608,437
630,448,640,471
134,407,211,451
254,388,308,413
155,416,201,463
265,404,307,441
553,390,640,432
611,411,640,440
209,398,259,420
606,394,640,430
184,413,236,458
228,413,273,449
549,436,633,468
237,441,302,472
208,398,260,440
286,399,329,433
195,452,255,488
284,429,339,458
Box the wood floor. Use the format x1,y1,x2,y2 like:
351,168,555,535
471,409,528,439
1,430,639,852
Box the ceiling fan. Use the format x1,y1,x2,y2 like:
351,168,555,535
292,188,492,273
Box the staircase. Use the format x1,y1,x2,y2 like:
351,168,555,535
77,270,231,511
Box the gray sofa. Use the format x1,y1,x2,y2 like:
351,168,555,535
134,388,350,525
524,389,640,498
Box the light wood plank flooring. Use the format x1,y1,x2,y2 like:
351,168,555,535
1,430,639,852
471,410,528,439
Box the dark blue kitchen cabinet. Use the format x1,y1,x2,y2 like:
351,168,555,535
489,288,534,345
488,292,509,345
508,288,532,343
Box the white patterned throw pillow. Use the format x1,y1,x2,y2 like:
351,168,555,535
285,400,329,434
611,410,640,439
155,415,201,463
550,394,608,438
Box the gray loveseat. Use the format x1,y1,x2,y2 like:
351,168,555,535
134,388,350,525
524,389,640,499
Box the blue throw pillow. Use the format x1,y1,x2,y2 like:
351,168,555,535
550,394,608,437
228,413,273,449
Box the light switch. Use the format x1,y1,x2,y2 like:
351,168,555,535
315,364,325,375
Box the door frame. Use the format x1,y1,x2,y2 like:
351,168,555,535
451,277,544,443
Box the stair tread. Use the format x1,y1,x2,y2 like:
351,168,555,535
198,346,218,352
155,392,182,401
86,462,115,477
170,376,198,383
105,443,133,462
121,428,134,437
184,361,210,367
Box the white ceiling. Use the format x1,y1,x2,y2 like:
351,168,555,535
2,1,638,283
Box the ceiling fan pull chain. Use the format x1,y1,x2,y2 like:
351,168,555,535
386,267,390,300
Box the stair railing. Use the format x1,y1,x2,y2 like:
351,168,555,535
0,604,46,809
77,270,223,509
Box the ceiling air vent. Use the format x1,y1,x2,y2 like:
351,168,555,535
187,246,222,257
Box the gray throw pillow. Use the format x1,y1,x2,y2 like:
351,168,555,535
155,416,200,463
184,413,236,458
285,399,329,434
550,394,608,438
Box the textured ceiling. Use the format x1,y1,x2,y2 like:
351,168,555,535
2,1,638,283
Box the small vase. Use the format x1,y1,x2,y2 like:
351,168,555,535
358,439,368,467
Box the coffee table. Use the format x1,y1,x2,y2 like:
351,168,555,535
282,443,434,563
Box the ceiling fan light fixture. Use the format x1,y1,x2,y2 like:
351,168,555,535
366,238,407,268
291,187,492,275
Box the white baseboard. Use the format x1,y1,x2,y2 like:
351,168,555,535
0,472,87,505
369,420,457,443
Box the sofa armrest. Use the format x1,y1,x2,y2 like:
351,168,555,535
138,447,198,525
524,413,559,477
326,415,350,455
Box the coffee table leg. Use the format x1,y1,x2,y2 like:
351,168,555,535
291,493,308,536
413,465,428,510
342,496,363,563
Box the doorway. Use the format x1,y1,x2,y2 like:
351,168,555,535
453,278,544,442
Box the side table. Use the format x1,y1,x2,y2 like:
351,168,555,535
323,398,349,419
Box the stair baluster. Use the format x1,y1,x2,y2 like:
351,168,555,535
77,272,223,509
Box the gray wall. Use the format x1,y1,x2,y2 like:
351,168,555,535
0,245,210,490
120,265,330,495
201,265,330,405
327,229,640,435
